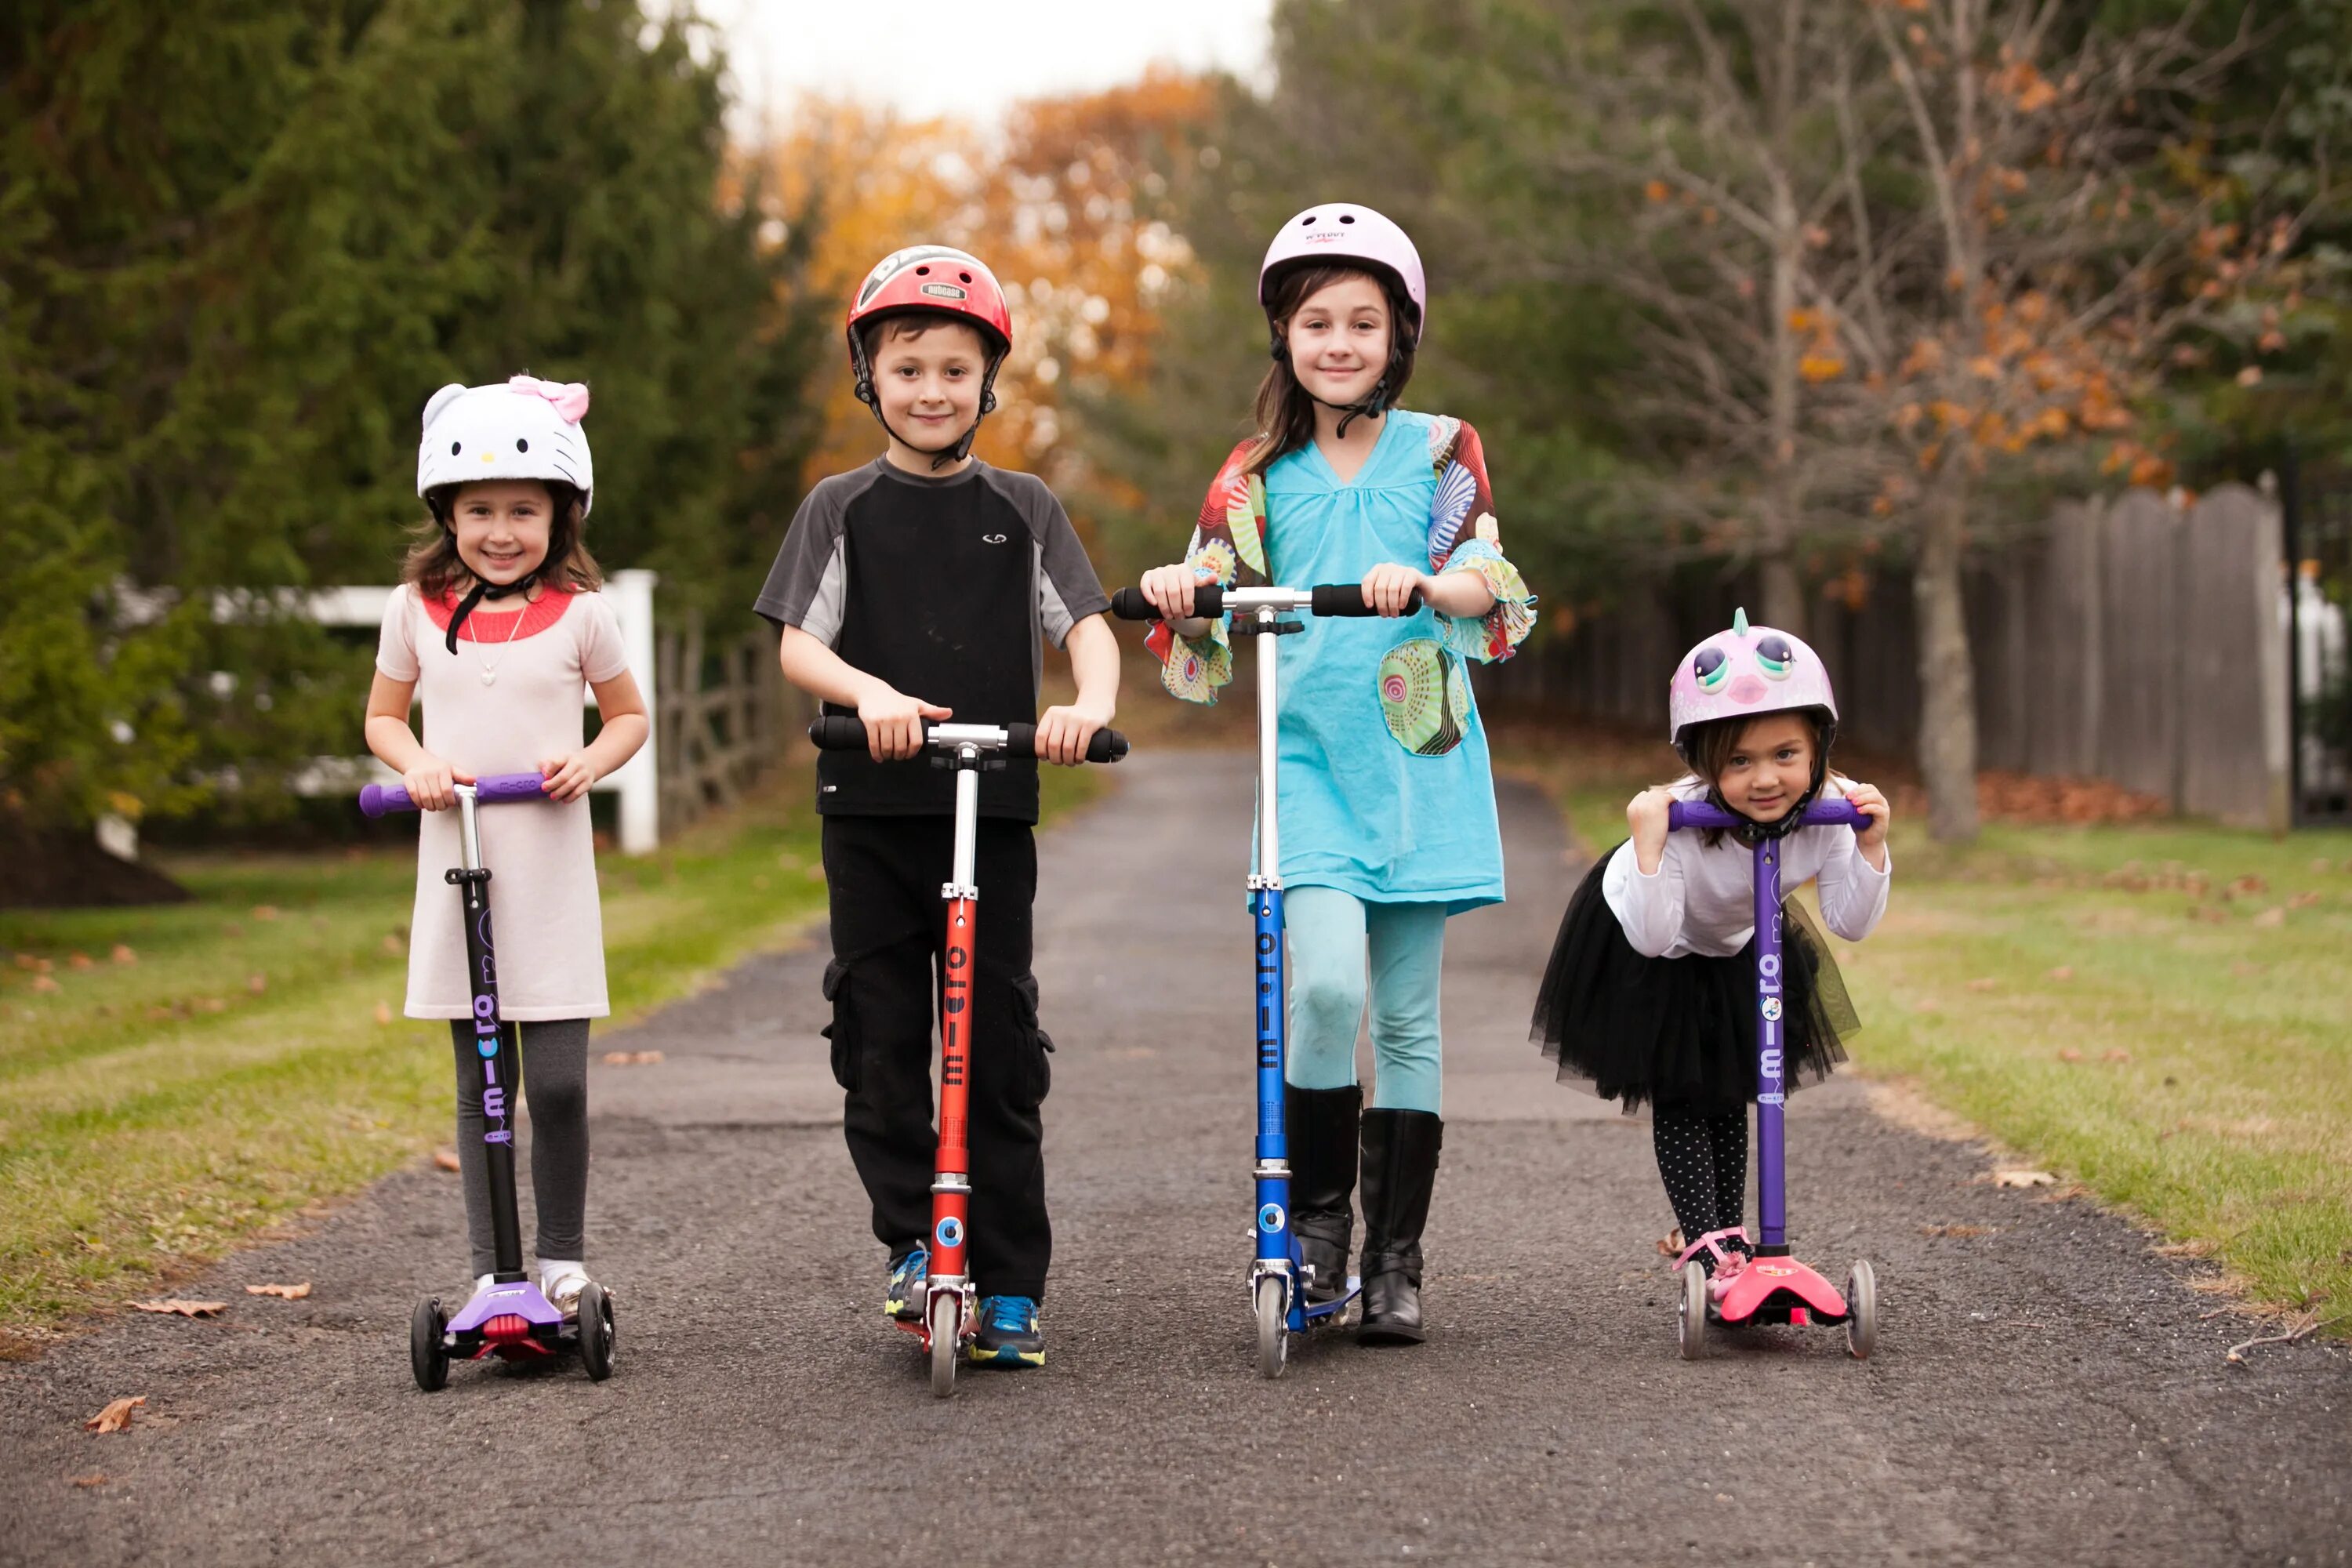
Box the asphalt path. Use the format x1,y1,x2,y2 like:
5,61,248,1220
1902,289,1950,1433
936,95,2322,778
3,753,2347,1565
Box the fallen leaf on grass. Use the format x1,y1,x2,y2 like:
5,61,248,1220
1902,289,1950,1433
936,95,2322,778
1991,1168,2058,1189
2103,1048,2132,1064
111,944,136,964
380,933,405,955
2045,965,2074,981
31,975,59,993
2187,904,2227,924
600,1050,665,1066
70,952,94,970
130,1299,227,1317
2288,891,2322,909
245,1283,311,1300
251,904,279,920
2230,960,2268,978
12,953,38,971
2058,1047,2084,1062
431,1149,461,1172
71,1473,107,1487
193,997,227,1014
372,1001,393,1026
2252,907,2285,928
84,1398,143,1434
247,973,267,995
1965,977,1999,992
1655,1229,1685,1257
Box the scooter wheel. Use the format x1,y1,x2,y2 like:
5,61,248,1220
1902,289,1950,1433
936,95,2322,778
1845,1260,1878,1361
410,1297,450,1392
578,1279,616,1381
1254,1273,1289,1380
1676,1261,1708,1361
928,1291,960,1399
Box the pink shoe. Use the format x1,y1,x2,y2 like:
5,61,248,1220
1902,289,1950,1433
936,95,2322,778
1671,1228,1754,1304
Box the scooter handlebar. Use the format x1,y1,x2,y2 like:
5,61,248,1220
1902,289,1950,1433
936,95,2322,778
358,771,550,818
1667,799,1867,832
1108,583,1421,621
805,717,1128,764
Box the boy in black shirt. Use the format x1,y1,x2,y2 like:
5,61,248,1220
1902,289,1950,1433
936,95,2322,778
754,245,1116,1367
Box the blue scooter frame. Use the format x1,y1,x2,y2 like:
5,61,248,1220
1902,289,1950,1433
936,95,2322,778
1115,580,1412,1377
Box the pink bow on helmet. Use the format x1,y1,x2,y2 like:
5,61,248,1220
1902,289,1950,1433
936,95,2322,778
507,375,590,423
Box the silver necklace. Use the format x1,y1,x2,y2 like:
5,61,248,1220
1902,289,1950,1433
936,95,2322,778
471,594,526,687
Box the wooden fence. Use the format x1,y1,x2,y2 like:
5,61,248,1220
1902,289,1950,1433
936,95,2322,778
653,615,808,833
1480,484,2290,826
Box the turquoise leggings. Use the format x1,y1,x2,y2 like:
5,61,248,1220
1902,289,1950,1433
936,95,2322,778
1283,886,1447,1115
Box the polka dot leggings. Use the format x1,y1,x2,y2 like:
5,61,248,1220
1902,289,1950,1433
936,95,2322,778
1653,1105,1751,1275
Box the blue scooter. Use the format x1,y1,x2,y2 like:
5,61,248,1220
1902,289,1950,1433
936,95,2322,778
1113,580,1412,1377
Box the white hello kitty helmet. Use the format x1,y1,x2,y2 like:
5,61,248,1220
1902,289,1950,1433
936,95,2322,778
1668,607,1840,759
416,376,594,517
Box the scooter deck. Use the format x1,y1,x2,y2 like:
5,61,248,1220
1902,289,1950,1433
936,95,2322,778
1711,1256,1851,1328
444,1279,570,1360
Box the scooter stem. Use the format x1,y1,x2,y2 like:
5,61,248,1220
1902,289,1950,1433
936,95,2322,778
1752,835,1790,1252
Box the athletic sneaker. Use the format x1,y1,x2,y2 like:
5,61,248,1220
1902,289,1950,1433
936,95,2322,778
885,1245,928,1322
966,1295,1045,1367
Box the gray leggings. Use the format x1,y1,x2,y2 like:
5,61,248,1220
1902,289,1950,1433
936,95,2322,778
447,1018,590,1276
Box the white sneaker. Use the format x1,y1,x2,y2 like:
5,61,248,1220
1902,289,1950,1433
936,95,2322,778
465,1272,496,1306
538,1260,590,1316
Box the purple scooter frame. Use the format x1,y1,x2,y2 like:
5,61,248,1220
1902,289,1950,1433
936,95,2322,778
363,771,616,1388
1665,797,1879,1360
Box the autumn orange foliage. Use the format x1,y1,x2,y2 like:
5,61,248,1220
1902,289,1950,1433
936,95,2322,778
751,73,1211,501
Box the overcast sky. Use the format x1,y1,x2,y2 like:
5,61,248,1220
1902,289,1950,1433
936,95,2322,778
697,0,1275,125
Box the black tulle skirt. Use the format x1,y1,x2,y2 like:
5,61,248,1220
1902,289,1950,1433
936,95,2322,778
1530,846,1858,1115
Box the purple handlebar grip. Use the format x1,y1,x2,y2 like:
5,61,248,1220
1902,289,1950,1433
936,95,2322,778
1666,798,1867,832
358,771,550,817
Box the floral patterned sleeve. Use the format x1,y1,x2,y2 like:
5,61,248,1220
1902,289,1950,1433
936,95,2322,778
1144,440,1266,704
1421,418,1534,662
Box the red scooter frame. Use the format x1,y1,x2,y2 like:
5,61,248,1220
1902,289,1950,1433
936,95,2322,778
808,716,1126,1396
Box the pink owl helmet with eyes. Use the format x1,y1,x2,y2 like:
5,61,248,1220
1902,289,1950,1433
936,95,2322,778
1670,604,1840,761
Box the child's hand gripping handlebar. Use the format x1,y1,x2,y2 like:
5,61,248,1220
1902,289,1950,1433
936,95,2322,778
359,773,553,817
1108,583,1425,621
805,717,1130,765
1666,799,1867,832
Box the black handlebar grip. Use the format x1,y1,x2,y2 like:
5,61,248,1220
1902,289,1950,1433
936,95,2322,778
1006,724,1130,763
1310,583,1424,617
807,715,869,751
1109,584,1224,622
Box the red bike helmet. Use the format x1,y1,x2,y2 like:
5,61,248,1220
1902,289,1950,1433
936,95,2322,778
846,245,1014,464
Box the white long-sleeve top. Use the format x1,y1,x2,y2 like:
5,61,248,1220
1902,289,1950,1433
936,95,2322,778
1602,777,1893,959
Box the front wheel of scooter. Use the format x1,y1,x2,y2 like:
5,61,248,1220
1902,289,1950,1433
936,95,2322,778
410,1298,449,1392
1845,1261,1878,1361
1254,1274,1289,1380
578,1280,616,1381
928,1291,960,1399
1676,1261,1708,1361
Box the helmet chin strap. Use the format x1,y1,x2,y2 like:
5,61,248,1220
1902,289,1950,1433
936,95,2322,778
1270,336,1400,438
445,568,538,655
853,343,1004,472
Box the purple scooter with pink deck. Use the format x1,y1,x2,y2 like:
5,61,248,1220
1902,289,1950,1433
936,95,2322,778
1666,796,1880,1362
361,772,616,1389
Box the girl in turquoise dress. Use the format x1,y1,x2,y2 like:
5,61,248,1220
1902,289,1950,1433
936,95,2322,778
1138,203,1534,1343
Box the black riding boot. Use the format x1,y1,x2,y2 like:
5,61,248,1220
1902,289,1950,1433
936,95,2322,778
1356,1108,1442,1346
1285,1083,1362,1305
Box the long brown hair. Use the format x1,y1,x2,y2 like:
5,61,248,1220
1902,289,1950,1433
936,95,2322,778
402,480,602,599
1240,263,1418,479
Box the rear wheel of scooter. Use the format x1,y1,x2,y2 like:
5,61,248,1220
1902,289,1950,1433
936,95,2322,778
1254,1274,1289,1380
579,1280,615,1381
1845,1261,1878,1360
1676,1261,1708,1361
928,1292,960,1399
410,1298,449,1392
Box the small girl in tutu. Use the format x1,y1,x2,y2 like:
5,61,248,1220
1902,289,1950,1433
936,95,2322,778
1530,610,1892,1297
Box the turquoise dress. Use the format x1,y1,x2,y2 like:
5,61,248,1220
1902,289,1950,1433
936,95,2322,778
1145,409,1536,913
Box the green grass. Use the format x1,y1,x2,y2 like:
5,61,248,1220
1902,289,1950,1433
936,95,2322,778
1501,731,2352,1325
0,763,1105,1347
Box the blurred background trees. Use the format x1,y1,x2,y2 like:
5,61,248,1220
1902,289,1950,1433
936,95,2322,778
2,0,2342,867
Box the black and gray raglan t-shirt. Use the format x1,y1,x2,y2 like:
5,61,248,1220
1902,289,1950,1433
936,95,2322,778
753,459,1110,822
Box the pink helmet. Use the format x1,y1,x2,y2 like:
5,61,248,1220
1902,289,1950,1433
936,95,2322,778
1259,202,1427,344
1668,608,1840,754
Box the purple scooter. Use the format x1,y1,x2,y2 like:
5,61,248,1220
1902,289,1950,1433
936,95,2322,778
361,773,616,1389
1666,797,1879,1362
